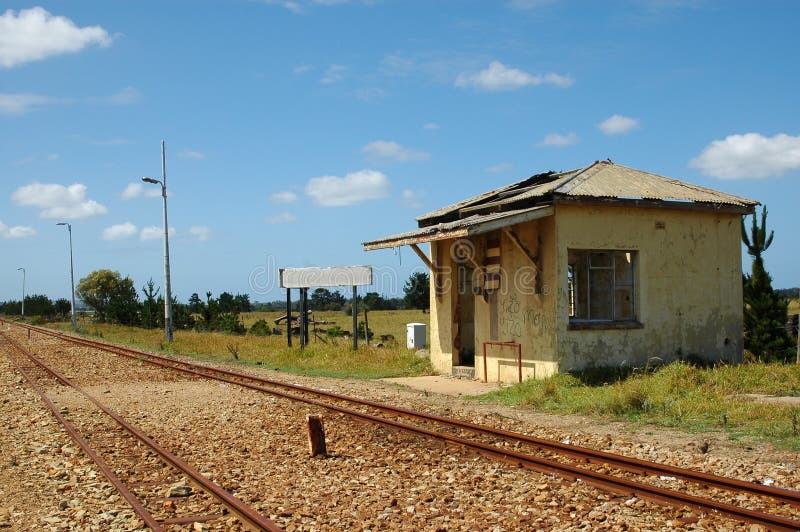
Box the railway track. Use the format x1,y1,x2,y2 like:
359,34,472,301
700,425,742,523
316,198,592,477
5,320,800,530
0,330,282,532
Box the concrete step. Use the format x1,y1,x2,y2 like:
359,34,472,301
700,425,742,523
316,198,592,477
452,365,476,379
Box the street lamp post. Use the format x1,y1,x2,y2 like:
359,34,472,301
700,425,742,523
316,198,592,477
142,140,173,343
17,267,25,319
56,222,77,330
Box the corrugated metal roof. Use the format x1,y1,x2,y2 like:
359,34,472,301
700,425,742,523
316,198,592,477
559,163,757,205
363,205,553,250
416,161,758,224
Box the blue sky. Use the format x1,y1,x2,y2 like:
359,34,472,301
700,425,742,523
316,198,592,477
1,0,798,303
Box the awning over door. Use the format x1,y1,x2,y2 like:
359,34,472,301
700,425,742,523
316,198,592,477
362,205,553,251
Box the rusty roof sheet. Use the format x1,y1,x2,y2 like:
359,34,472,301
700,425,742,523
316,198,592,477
363,205,553,250
417,161,758,223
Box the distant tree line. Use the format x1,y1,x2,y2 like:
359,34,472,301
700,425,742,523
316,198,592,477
0,295,72,319
1,270,432,337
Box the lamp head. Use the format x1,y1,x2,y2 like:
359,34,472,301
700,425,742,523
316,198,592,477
142,176,159,184
57,222,66,226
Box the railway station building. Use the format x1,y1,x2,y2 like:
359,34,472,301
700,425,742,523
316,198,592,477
363,161,758,383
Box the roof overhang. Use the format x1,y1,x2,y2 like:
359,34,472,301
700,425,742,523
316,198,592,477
363,205,553,251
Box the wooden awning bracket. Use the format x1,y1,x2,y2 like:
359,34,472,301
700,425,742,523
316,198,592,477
502,227,543,294
409,243,433,270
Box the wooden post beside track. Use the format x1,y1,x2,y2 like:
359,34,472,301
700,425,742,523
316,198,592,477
306,415,327,457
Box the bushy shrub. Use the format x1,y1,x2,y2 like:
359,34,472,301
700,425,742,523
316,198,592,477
248,319,272,336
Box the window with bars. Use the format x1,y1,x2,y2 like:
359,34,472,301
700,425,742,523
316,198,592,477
568,250,636,321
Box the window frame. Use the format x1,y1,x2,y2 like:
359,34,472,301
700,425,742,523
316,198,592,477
567,249,640,329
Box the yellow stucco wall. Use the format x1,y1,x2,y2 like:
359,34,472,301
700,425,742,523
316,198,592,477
427,204,744,382
428,217,560,382
555,204,744,370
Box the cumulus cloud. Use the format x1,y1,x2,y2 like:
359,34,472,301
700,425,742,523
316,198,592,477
12,182,107,219
423,122,440,130
102,222,137,241
485,162,513,174
455,61,573,91
267,212,297,224
539,132,578,147
362,140,430,162
189,225,211,241
140,226,175,241
120,183,161,200
400,189,424,209
690,132,800,179
0,221,36,239
321,64,346,84
305,169,390,207
598,114,640,135
293,64,312,74
177,149,205,160
270,191,298,204
0,7,112,68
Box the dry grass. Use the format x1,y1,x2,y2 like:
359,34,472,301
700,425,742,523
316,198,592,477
50,309,433,379
482,361,800,449
789,299,800,315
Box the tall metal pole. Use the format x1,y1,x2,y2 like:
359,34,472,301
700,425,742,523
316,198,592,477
17,268,25,319
161,140,174,343
67,224,76,329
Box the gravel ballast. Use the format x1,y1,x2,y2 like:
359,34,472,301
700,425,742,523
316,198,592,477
3,327,798,530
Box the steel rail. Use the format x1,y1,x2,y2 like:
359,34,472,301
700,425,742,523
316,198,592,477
24,321,800,508
0,335,164,531
8,321,800,530
0,331,282,532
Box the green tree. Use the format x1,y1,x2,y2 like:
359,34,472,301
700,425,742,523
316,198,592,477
403,272,430,310
54,298,71,317
141,279,161,329
188,292,203,313
742,206,792,361
77,270,140,323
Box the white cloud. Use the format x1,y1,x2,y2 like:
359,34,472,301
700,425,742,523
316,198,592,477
305,169,390,207
598,114,640,135
270,191,298,204
423,122,440,130
106,86,140,105
47,153,59,160
0,7,112,68
455,61,573,91
177,149,205,160
102,222,137,241
0,221,36,239
12,182,107,219
120,183,160,200
0,93,62,115
539,132,578,147
690,133,800,179
140,226,175,241
486,162,514,174
321,64,346,84
293,64,312,74
189,225,211,241
267,212,297,224
400,189,424,209
362,140,430,162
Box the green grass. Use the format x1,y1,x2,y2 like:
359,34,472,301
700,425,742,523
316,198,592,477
49,309,433,379
480,361,800,449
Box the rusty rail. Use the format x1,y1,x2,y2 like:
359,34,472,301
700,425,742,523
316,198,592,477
8,321,800,531
0,330,282,532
